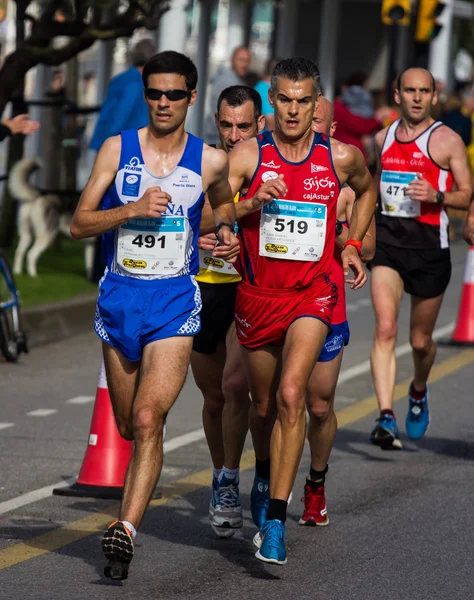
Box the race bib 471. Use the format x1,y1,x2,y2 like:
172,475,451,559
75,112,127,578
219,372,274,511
380,171,420,218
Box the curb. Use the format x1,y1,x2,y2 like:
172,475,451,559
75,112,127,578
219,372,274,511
22,292,97,348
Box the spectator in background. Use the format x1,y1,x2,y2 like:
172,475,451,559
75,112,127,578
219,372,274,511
441,85,474,147
205,46,253,144
0,114,39,142
254,57,282,131
334,75,389,164
89,38,156,151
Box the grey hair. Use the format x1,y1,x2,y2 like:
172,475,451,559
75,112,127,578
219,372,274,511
270,57,321,94
129,38,157,67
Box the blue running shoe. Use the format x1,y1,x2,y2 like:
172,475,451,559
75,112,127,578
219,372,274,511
250,474,269,529
369,414,402,449
255,519,287,565
406,384,429,440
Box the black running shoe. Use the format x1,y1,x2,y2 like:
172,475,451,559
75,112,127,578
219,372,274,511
102,521,134,580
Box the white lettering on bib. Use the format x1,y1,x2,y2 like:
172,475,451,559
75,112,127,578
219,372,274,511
380,171,420,218
259,199,326,261
117,217,187,275
198,250,239,276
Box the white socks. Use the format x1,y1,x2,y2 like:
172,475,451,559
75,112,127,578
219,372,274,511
121,520,137,540
218,466,240,485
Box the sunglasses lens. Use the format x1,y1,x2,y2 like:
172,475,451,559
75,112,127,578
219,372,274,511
166,90,189,101
146,88,189,101
145,89,162,100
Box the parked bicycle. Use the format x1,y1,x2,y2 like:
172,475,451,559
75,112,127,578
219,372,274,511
0,250,28,361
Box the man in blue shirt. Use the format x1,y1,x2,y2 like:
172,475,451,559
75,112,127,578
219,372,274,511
90,38,156,151
254,57,281,131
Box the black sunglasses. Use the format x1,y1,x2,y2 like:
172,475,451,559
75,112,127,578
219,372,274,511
145,88,190,101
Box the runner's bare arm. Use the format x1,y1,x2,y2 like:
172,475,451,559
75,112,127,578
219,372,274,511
407,128,472,209
199,196,214,235
228,139,288,219
71,136,171,239
203,146,239,262
463,198,474,245
336,186,376,262
340,144,377,244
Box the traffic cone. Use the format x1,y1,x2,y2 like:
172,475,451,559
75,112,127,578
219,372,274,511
53,359,133,499
447,245,474,345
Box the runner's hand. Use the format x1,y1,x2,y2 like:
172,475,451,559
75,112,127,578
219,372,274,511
2,114,40,135
463,220,474,246
406,173,437,203
341,245,367,290
198,233,217,252
251,174,288,210
131,187,171,218
213,228,240,263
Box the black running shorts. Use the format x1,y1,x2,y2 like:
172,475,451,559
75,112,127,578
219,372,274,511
192,281,239,354
368,241,451,299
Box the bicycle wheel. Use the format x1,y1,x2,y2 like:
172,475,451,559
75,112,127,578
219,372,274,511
0,254,21,362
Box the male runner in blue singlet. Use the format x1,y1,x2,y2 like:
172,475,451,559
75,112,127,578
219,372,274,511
71,51,239,581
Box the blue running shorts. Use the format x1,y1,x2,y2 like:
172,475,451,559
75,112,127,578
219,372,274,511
95,271,202,362
318,321,350,363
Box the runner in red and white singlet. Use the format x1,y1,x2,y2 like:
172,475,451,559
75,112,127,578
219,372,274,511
228,57,376,565
299,98,376,527
369,68,472,450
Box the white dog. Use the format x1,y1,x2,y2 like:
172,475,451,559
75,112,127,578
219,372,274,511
9,157,94,277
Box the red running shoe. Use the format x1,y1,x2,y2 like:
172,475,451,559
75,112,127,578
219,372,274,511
298,483,329,526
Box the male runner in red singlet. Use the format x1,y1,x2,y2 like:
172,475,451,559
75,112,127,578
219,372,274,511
299,98,376,526
228,57,377,565
369,68,472,449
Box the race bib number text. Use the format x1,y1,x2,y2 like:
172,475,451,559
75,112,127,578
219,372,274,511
117,217,187,275
380,171,420,218
259,199,326,261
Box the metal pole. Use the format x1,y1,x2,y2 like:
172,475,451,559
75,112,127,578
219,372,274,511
428,0,454,85
157,0,188,52
186,0,214,138
318,0,340,101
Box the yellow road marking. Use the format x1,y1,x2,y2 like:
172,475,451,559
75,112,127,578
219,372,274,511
1,348,473,571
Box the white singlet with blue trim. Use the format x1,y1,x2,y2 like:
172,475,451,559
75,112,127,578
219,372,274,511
101,129,205,280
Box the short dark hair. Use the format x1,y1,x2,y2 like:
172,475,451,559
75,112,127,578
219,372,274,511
270,57,321,95
396,68,435,93
129,38,156,68
142,51,198,90
217,85,262,120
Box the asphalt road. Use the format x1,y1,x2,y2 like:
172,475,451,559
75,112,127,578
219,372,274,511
0,241,473,600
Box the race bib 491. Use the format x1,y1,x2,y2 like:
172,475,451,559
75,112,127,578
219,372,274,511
117,216,187,275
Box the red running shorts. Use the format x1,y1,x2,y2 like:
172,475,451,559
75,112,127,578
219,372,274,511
235,276,337,349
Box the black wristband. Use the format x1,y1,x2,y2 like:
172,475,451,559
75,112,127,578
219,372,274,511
215,222,234,234
436,191,445,205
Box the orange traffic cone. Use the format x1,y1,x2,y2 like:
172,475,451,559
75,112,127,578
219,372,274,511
448,245,474,345
53,359,133,499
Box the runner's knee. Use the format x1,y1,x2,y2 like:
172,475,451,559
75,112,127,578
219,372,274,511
277,382,306,426
222,370,248,402
116,418,134,441
133,404,167,441
203,391,225,417
375,319,397,344
307,397,334,423
410,331,434,355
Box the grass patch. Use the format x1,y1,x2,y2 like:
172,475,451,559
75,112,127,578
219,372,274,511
6,239,97,308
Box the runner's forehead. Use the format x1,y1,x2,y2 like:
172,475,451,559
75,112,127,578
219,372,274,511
399,70,433,90
274,77,316,98
146,72,188,90
314,99,333,123
218,100,256,123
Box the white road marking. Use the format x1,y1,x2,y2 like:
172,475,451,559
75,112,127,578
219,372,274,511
0,423,14,431
26,409,58,417
0,320,455,516
338,321,455,384
66,396,94,405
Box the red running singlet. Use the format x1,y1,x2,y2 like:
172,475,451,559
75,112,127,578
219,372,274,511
237,131,340,290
